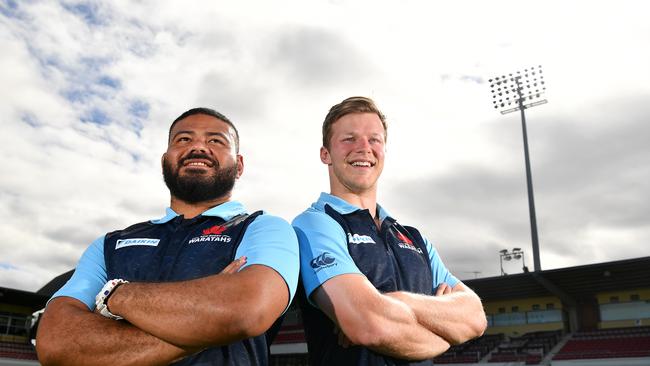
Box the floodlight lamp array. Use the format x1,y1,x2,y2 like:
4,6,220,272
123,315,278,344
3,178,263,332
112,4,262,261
489,65,547,113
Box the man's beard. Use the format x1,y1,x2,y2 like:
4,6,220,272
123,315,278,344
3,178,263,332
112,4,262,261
163,154,238,204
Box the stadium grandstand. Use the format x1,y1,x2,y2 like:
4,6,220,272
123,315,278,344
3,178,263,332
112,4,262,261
3,256,649,365
0,287,45,365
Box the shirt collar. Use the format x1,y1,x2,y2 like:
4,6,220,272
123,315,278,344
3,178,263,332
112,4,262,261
150,201,248,224
313,192,391,221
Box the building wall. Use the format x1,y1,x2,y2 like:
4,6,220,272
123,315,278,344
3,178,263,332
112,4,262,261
484,296,562,313
0,304,32,316
483,296,565,336
596,288,650,329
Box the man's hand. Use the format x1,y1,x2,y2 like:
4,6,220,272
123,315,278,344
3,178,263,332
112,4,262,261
435,282,453,296
220,256,247,274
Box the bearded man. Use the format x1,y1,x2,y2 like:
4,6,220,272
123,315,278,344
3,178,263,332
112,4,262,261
36,108,299,366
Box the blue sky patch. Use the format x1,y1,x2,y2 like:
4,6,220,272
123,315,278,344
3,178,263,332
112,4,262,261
81,108,110,125
98,75,121,89
0,262,18,270
129,100,149,119
0,0,19,18
63,88,88,103
21,113,41,127
62,1,104,26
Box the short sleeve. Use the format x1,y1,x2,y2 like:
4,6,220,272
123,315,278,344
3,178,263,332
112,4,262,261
292,210,362,301
423,236,459,291
50,236,108,310
235,214,300,311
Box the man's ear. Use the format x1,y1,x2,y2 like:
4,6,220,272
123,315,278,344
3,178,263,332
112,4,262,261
236,154,244,178
161,153,166,168
320,146,332,165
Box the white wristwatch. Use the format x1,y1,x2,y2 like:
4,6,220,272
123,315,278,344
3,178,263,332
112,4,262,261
95,279,129,320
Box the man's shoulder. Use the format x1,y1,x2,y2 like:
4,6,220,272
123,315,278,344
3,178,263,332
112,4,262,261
105,220,156,237
250,212,292,229
292,206,332,228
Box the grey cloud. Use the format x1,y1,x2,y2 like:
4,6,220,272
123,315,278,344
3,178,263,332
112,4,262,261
195,72,270,122
390,95,650,277
267,26,375,88
43,225,102,249
525,97,650,230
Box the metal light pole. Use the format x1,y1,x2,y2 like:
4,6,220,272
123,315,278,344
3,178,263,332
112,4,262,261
499,249,508,276
489,66,547,272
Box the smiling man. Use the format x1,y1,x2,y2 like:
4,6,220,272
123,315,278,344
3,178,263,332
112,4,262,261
36,108,299,366
293,97,487,366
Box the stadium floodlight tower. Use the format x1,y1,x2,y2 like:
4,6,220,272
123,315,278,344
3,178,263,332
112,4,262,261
489,65,547,272
499,247,528,276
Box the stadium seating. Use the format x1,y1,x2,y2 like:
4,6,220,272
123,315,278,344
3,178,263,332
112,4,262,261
0,340,38,360
554,326,650,360
434,333,504,363
272,324,306,344
486,330,563,364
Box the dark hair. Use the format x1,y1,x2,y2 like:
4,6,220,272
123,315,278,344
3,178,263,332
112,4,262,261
322,96,387,148
169,107,240,152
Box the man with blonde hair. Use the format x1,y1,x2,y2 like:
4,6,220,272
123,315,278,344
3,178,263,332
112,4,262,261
294,97,487,365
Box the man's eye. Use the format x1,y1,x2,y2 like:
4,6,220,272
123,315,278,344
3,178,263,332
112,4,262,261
177,137,190,142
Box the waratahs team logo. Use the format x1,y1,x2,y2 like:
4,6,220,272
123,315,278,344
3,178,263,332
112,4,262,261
310,252,337,272
396,231,423,254
188,225,231,244
203,225,226,235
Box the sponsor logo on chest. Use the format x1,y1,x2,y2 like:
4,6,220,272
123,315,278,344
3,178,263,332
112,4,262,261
188,225,232,244
115,238,160,250
347,233,376,245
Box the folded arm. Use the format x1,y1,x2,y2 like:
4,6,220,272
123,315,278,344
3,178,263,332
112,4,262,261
313,274,450,360
36,297,197,366
107,263,289,347
386,282,487,345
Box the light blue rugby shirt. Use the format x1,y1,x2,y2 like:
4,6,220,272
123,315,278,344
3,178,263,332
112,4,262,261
52,201,300,310
293,192,459,300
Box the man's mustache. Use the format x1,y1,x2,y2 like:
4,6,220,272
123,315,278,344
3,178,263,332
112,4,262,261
180,152,218,167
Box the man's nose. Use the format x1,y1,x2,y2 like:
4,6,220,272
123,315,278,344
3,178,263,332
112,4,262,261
354,137,372,152
189,139,208,153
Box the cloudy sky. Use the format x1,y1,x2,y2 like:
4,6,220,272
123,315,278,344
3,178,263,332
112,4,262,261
1,0,649,292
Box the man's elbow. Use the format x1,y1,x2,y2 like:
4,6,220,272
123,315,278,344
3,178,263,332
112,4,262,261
446,299,487,345
475,311,488,336
228,297,286,340
457,304,488,344
36,331,65,366
236,309,278,339
462,312,487,342
470,297,488,338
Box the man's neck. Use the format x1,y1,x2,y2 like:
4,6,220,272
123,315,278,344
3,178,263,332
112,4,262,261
169,194,231,219
330,189,378,220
